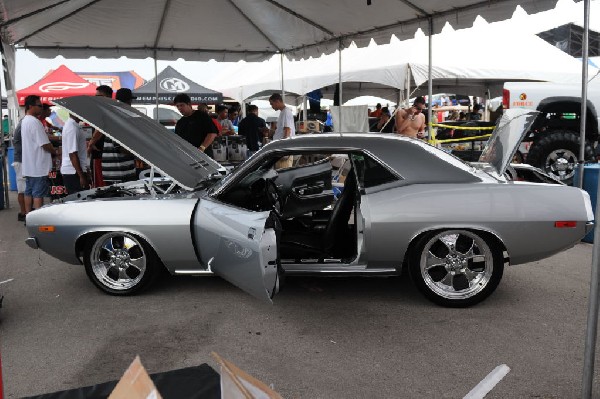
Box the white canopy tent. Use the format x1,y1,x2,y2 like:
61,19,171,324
0,0,563,127
0,0,561,60
213,20,589,105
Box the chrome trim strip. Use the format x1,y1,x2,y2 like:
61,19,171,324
282,265,397,274
174,270,214,275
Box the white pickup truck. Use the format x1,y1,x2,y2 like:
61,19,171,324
503,82,599,184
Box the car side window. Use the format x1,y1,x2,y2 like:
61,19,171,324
351,152,398,188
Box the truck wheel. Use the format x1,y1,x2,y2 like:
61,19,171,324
526,130,595,184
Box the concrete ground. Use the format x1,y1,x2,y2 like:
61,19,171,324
1,189,600,398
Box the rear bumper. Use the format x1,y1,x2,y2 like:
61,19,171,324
25,237,38,249
586,222,595,235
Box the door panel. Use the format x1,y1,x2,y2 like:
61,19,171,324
275,159,333,218
194,198,278,302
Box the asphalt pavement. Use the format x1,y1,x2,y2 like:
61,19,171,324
1,189,600,398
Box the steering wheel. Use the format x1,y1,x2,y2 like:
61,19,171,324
265,179,283,217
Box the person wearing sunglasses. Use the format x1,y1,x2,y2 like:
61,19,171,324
20,95,58,216
395,96,426,139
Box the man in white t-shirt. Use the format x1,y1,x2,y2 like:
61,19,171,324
21,95,57,214
60,115,89,194
269,93,295,169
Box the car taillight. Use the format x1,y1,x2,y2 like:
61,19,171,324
503,88,510,109
555,221,577,228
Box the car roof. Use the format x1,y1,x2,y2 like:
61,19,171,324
264,133,481,184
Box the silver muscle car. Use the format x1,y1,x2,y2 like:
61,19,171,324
25,96,594,307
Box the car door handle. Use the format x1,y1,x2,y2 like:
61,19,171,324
248,227,256,239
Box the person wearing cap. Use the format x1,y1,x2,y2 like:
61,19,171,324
21,95,58,215
101,88,137,184
395,96,426,139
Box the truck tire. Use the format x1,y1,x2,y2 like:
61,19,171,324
526,130,595,185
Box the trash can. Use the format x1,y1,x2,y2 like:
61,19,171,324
574,164,600,243
7,146,16,191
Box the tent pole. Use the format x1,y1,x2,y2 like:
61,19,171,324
0,44,7,210
578,4,590,190
0,40,17,210
154,53,159,122
303,95,308,124
406,64,411,107
338,39,343,135
280,53,285,103
427,17,434,142
146,51,159,196
581,0,599,397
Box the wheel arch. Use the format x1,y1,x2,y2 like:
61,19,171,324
535,97,599,141
75,229,166,269
402,226,508,272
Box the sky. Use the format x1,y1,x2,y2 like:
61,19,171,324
6,0,599,102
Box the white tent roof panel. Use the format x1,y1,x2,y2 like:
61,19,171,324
0,0,562,61
214,17,589,103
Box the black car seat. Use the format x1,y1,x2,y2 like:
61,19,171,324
322,169,356,255
281,169,357,258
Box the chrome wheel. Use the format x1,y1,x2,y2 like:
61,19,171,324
545,149,577,181
418,230,495,301
89,232,147,292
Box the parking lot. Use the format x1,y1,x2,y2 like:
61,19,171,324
1,190,600,398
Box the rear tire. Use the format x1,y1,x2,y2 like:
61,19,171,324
526,131,595,185
83,232,160,295
409,230,504,307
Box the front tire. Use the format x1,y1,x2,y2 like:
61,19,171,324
409,230,504,307
526,131,595,184
83,232,160,295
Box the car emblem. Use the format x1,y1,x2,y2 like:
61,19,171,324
519,93,527,100
160,77,190,92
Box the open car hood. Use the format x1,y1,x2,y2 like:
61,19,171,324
478,108,538,178
52,96,226,191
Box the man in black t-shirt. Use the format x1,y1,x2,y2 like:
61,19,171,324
238,104,268,156
174,93,218,158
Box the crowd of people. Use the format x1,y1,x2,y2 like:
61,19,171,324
9,87,485,224
8,88,299,223
368,97,484,139
368,97,427,138
172,92,294,163
11,86,145,223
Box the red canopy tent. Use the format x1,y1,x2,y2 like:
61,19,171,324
17,64,98,105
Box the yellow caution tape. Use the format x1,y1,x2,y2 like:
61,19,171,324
432,123,495,131
432,134,492,144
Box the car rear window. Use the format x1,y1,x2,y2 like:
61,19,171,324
351,152,399,188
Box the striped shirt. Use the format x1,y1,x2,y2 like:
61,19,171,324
101,138,136,184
